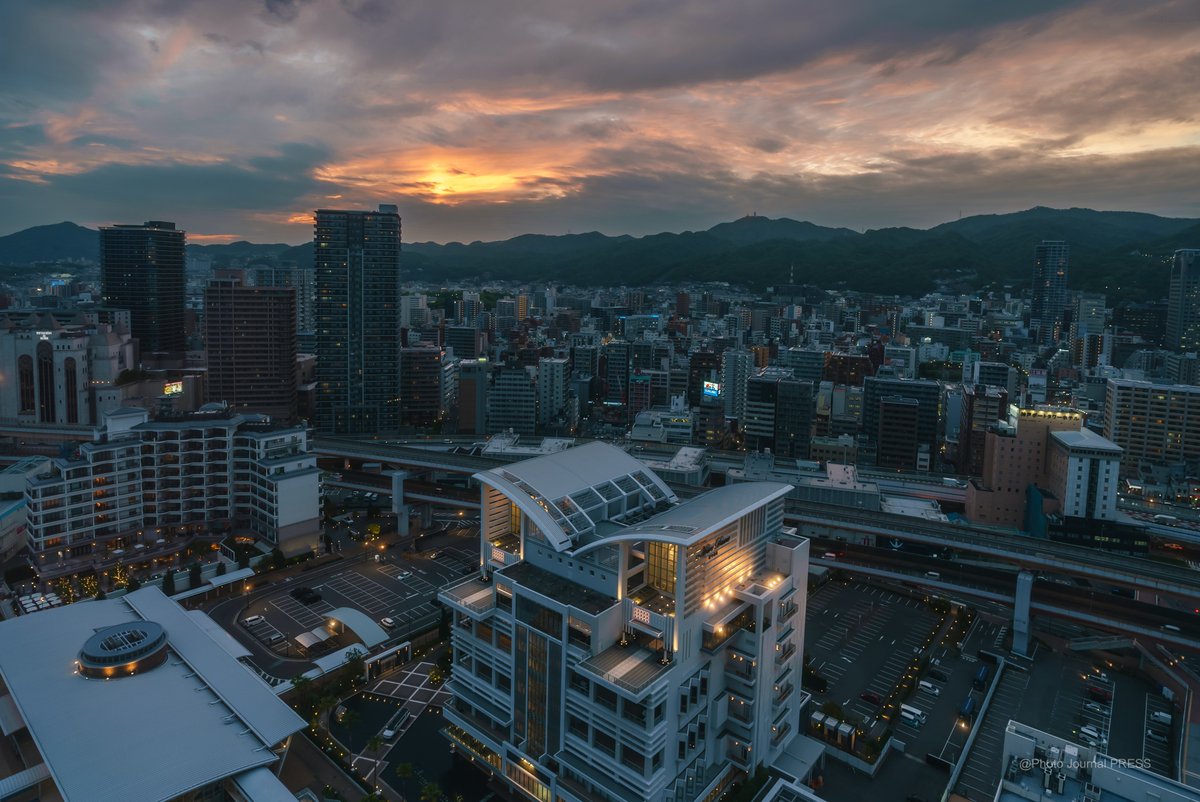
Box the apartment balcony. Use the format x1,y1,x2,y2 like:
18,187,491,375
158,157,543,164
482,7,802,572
439,575,495,618
577,640,672,698
775,642,796,665
773,681,794,707
778,602,798,624
725,743,752,771
444,697,509,746
770,722,792,747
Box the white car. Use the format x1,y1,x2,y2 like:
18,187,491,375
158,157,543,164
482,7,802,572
241,615,265,627
380,617,396,629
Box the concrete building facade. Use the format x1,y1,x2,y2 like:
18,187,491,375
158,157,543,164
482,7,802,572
439,443,808,802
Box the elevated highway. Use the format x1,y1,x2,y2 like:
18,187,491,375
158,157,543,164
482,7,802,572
788,500,1200,597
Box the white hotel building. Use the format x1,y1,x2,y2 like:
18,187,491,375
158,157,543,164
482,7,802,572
439,442,809,802
24,404,320,564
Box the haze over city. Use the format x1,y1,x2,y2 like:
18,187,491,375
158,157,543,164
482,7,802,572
3,0,1200,243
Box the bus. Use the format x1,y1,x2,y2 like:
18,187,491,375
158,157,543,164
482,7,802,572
973,664,990,690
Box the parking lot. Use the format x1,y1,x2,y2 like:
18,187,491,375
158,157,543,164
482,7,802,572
953,642,1179,801
806,579,964,802
235,553,467,656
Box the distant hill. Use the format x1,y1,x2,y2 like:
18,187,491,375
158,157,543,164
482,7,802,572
0,222,98,264
3,207,1197,299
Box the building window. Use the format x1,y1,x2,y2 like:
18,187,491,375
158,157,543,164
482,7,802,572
17,355,34,413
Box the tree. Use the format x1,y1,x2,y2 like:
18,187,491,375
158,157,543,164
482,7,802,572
188,562,202,590
270,548,285,570
96,588,106,600
366,735,384,793
162,570,176,595
419,781,442,802
126,576,142,592
395,763,414,780
237,550,251,569
216,561,227,577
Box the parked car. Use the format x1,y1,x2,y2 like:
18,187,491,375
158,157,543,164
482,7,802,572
241,615,265,627
1087,686,1113,703
380,617,396,629
928,669,950,683
859,691,882,705
290,587,321,604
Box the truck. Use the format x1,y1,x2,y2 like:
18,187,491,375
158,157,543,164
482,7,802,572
973,664,990,691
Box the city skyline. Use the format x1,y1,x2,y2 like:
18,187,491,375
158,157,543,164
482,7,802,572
2,0,1199,244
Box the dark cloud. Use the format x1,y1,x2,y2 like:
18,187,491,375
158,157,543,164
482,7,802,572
0,0,1196,242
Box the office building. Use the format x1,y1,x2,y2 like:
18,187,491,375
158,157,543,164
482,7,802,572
862,377,941,468
1167,249,1200,352
439,443,808,802
446,324,486,360
24,404,320,568
1103,379,1200,476
966,406,1085,528
721,349,755,421
743,368,813,459
1030,240,1069,346
457,359,491,435
604,340,632,406
313,205,402,434
204,270,297,420
875,396,923,470
489,363,536,435
100,220,186,356
686,351,720,407
248,262,315,339
0,314,136,426
398,345,449,427
538,357,571,428
956,384,1009,477
970,361,1018,398
1044,428,1121,520
0,586,305,802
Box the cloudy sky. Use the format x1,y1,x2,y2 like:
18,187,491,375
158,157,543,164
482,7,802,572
2,0,1199,244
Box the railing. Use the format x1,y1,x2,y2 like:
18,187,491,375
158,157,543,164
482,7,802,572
775,642,796,664
778,602,798,623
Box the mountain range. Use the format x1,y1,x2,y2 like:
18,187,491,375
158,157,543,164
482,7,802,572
2,207,1197,299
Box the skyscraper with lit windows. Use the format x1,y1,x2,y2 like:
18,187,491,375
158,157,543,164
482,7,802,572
313,205,401,434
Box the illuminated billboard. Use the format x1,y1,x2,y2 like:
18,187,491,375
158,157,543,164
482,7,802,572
163,381,184,396
702,381,721,398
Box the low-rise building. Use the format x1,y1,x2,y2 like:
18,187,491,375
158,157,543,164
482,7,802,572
24,404,320,568
0,586,306,802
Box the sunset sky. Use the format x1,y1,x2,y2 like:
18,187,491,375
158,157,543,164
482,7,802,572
2,0,1199,244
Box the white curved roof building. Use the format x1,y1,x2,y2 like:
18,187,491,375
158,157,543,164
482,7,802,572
441,442,811,802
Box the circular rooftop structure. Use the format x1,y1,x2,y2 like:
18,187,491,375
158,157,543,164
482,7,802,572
78,621,168,679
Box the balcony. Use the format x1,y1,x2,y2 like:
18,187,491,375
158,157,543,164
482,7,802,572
773,681,794,707
577,638,672,698
778,602,798,624
775,642,796,665
439,575,494,617
770,722,792,747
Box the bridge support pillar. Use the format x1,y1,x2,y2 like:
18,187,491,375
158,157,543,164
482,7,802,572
389,471,410,538
1013,570,1034,656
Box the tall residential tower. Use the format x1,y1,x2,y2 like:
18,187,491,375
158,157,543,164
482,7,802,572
1030,240,1069,347
100,220,186,357
313,205,402,434
1167,249,1200,352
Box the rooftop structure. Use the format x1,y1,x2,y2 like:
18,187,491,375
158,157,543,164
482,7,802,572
0,586,304,802
998,719,1199,802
